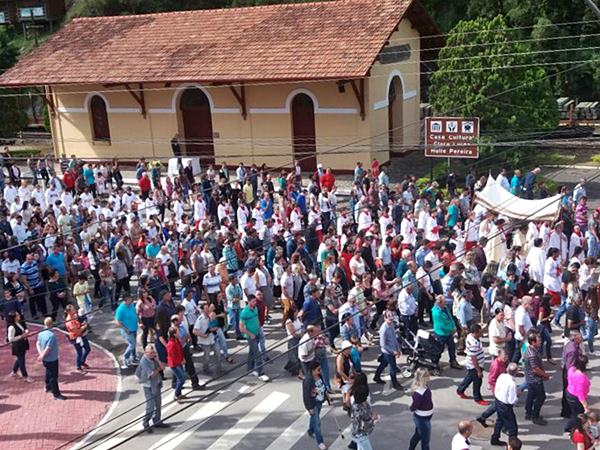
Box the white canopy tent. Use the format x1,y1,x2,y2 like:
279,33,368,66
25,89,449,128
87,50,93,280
474,175,561,222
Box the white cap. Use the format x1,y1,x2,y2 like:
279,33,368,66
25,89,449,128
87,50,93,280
341,340,353,351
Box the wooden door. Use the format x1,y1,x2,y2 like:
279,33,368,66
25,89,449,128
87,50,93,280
180,88,215,164
291,93,317,172
388,76,404,152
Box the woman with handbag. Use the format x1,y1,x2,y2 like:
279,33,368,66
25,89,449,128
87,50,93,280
7,311,33,382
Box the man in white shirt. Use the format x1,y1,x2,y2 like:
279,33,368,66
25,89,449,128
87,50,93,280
400,213,417,247
398,285,418,337
496,168,510,191
193,304,221,375
488,308,510,356
357,207,372,232
239,267,258,304
10,215,28,243
297,325,317,375
3,181,17,204
548,222,568,264
526,238,546,284
491,363,519,447
512,296,532,363
451,421,473,450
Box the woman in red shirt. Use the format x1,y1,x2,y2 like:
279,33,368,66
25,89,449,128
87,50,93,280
166,326,186,402
571,413,594,450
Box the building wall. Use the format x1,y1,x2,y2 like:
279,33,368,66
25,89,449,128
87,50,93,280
368,17,422,162
50,20,422,171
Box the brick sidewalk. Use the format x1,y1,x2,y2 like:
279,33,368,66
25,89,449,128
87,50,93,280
0,322,119,450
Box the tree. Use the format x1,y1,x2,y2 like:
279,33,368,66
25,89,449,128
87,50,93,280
423,0,600,99
0,29,28,138
428,15,560,162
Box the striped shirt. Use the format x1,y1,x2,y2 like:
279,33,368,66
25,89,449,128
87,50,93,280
202,272,222,294
465,334,485,370
20,260,42,288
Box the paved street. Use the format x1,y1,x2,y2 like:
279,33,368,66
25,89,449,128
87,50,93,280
1,322,119,450
63,309,599,450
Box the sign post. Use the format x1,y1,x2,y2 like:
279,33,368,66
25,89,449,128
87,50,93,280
424,117,480,159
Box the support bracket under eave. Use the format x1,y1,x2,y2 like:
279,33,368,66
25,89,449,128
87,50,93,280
38,86,55,117
124,83,146,118
350,79,366,120
229,84,247,120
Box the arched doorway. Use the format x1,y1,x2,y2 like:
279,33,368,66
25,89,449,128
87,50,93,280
179,87,215,164
291,93,317,172
90,95,111,142
388,76,404,152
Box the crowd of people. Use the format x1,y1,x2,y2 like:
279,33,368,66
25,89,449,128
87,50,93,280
0,151,598,449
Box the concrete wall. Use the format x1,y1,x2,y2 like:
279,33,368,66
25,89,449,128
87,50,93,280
50,18,422,171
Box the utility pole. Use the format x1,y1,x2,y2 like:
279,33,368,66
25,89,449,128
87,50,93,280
582,0,600,20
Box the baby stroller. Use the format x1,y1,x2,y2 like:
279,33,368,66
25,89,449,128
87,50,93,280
398,329,444,378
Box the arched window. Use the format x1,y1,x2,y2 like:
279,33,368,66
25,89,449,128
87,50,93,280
90,95,111,142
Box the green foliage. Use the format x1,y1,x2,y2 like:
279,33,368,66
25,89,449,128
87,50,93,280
422,0,600,99
429,16,560,162
66,0,314,19
0,29,28,138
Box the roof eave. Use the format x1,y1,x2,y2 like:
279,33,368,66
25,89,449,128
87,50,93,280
0,73,371,89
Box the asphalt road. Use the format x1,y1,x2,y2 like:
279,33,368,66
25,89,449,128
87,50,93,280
77,309,597,450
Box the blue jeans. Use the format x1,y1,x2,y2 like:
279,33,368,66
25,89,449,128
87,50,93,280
555,295,568,326
247,337,264,375
511,339,523,364
214,328,229,357
171,365,185,397
540,326,553,359
227,308,241,336
409,414,431,450
71,336,91,369
308,401,324,444
457,368,483,401
353,434,373,450
587,233,599,259
493,400,518,441
258,327,267,356
43,359,61,397
123,331,137,363
583,316,598,353
480,400,497,420
143,386,162,427
375,352,398,379
525,382,546,419
434,333,457,364
315,348,331,390
12,353,28,377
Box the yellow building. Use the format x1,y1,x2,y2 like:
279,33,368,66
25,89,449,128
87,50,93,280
0,0,440,171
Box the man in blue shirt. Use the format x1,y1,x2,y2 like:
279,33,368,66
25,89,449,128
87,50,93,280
145,237,161,259
523,167,541,200
21,252,47,319
374,311,402,390
45,245,67,279
300,285,323,328
36,317,65,400
115,295,139,369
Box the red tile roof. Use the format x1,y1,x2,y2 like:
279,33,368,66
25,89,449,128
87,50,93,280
0,0,435,87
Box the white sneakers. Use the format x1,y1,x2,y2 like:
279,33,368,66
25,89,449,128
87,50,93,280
318,443,327,450
257,374,270,382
